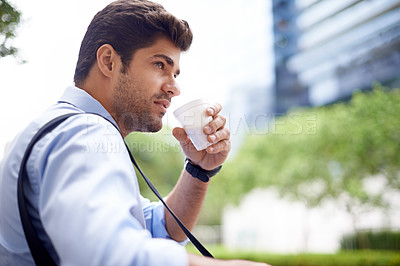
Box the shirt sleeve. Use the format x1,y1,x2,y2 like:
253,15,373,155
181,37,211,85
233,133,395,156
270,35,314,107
28,115,188,266
141,197,170,238
141,197,189,245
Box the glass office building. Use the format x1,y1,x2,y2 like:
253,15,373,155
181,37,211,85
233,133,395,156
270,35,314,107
273,0,400,113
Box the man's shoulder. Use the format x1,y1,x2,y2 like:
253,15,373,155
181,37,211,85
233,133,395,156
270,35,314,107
23,109,128,184
1,104,124,175
13,106,124,166
30,104,120,139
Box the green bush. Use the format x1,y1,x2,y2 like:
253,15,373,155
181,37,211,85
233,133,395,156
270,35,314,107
187,244,400,266
341,230,400,251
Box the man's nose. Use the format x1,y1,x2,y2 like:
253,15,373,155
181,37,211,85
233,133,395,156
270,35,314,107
162,79,180,97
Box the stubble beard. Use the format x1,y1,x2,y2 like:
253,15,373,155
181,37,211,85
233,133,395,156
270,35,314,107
112,72,163,134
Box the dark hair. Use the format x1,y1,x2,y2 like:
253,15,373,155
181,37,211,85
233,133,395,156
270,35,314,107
73,0,193,85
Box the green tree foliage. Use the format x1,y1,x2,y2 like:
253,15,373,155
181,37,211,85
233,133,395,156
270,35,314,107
0,0,21,58
209,84,400,224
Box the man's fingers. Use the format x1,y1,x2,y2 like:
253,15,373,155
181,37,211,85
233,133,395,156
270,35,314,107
206,139,231,154
203,115,226,134
207,127,230,144
206,103,222,117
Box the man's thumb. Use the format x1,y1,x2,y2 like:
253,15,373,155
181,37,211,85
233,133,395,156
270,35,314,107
172,127,189,142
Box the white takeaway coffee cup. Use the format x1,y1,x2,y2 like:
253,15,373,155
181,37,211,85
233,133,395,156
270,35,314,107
173,98,213,151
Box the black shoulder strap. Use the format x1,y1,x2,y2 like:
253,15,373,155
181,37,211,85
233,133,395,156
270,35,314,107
18,113,213,266
18,113,79,265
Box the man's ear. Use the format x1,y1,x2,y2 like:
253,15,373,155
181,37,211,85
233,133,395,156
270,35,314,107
96,44,120,78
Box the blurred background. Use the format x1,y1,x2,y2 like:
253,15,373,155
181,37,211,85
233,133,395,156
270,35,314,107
1,0,400,264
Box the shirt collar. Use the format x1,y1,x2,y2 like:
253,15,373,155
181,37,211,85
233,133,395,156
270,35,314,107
58,86,120,130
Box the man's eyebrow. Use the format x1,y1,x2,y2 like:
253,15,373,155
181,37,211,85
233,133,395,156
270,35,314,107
153,54,180,75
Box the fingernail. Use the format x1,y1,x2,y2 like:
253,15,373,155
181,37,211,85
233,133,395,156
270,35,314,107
208,108,214,115
204,126,211,134
209,135,216,142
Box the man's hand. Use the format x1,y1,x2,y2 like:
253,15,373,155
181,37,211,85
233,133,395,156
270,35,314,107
173,103,231,170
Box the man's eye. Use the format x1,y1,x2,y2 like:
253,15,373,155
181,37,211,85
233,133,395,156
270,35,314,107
154,62,164,69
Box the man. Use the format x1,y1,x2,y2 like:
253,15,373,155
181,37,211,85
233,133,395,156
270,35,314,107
0,0,268,265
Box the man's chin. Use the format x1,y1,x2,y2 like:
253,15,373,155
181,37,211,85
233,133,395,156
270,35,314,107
147,125,162,133
122,114,163,133
139,120,163,133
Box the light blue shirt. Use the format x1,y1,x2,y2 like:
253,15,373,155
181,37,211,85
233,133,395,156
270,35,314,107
0,86,188,266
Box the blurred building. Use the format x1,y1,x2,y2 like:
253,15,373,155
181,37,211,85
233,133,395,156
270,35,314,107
272,0,400,114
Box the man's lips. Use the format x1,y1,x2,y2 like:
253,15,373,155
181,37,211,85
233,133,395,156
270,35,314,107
154,99,171,113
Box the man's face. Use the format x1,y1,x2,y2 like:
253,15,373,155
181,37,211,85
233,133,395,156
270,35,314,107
111,37,181,134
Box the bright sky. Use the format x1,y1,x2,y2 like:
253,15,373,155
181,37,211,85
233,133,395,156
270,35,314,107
0,0,274,159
